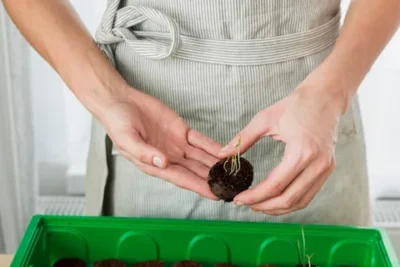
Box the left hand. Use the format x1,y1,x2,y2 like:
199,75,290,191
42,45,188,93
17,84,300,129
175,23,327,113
218,79,347,215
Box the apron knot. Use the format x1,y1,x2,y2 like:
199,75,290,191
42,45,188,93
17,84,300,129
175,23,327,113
95,1,181,65
96,0,340,66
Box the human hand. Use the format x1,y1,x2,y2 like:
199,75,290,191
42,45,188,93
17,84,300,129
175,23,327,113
218,79,348,215
99,88,222,200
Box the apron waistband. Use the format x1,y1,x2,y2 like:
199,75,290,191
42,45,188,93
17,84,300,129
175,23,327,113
96,0,340,66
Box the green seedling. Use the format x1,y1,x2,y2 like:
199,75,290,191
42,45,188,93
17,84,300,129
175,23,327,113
297,225,315,267
306,253,315,267
223,136,242,176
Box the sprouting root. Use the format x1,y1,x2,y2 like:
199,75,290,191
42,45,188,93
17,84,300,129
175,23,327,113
223,136,242,176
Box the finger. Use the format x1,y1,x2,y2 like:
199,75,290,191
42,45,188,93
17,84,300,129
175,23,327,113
128,156,218,200
262,176,328,216
250,156,333,211
263,209,292,216
187,129,223,157
155,164,219,200
294,160,334,209
119,130,169,168
261,163,334,216
180,158,210,179
234,141,316,205
185,146,219,168
218,115,267,158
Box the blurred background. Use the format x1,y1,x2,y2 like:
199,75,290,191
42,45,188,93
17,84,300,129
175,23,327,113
0,0,399,256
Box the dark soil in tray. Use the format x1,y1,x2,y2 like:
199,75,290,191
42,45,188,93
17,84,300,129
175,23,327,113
53,258,86,267
208,157,254,202
173,260,202,267
94,259,126,267
134,260,164,267
215,264,241,267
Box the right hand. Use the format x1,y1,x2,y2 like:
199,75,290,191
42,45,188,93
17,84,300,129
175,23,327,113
99,88,222,200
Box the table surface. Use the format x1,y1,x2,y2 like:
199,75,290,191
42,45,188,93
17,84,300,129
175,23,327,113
0,255,12,267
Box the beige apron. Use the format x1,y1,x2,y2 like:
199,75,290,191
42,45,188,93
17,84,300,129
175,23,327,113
86,0,371,226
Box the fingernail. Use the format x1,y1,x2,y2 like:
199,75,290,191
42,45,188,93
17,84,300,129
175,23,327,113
235,201,243,206
153,156,163,168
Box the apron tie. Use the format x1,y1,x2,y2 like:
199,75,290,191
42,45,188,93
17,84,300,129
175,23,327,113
96,0,340,66
96,0,181,66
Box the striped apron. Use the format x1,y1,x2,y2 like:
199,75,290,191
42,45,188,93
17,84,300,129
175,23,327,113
86,0,371,226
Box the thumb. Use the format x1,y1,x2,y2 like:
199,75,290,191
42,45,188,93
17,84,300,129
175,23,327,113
122,131,169,168
218,114,270,158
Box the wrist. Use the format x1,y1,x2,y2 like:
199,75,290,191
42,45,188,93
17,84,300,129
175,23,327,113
78,75,131,120
301,63,355,115
67,47,134,120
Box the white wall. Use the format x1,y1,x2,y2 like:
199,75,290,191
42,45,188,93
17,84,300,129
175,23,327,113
341,0,400,198
31,0,107,166
358,64,400,198
30,50,68,164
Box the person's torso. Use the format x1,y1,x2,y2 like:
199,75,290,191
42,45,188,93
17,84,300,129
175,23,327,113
91,0,370,225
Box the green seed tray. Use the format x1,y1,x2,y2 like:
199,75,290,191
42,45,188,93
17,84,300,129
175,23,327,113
11,215,399,267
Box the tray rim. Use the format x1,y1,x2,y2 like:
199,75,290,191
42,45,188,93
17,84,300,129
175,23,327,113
11,215,400,267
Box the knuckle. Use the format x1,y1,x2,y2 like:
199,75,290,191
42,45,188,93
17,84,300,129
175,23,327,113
297,201,310,210
302,143,318,160
318,152,335,173
269,183,285,197
282,194,299,209
281,200,293,210
318,158,331,173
